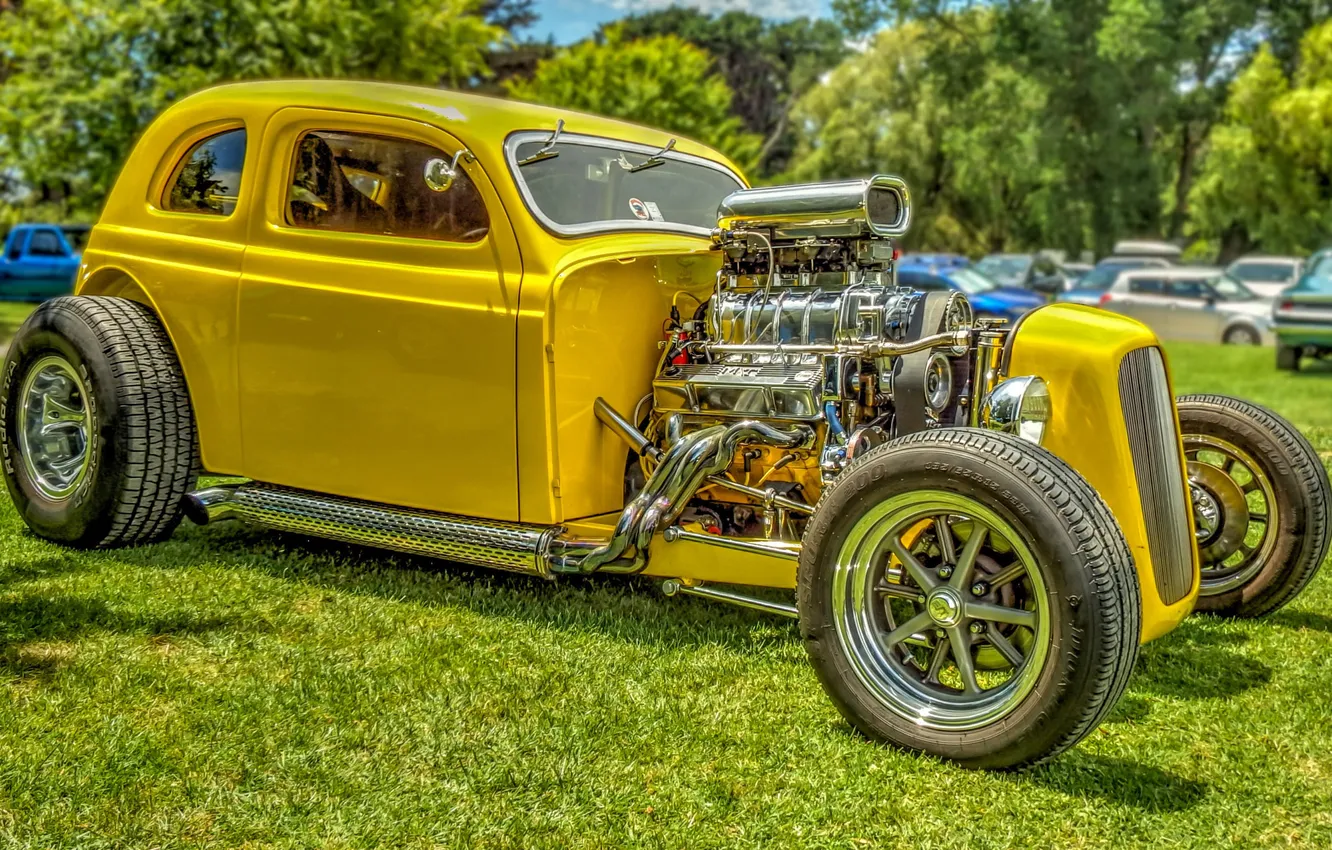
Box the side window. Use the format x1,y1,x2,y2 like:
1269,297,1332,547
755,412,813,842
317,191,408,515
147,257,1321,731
7,233,25,261
286,130,489,243
1128,277,1163,294
1169,279,1206,299
26,230,65,257
165,128,247,216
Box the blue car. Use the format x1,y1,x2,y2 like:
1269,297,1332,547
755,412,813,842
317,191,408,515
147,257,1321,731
897,262,1046,321
0,224,84,301
903,252,970,269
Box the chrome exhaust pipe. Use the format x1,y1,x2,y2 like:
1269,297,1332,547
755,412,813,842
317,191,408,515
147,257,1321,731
182,485,241,525
578,402,812,573
180,401,811,579
181,482,561,578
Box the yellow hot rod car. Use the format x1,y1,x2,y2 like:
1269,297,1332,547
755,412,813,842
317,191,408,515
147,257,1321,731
4,82,1329,769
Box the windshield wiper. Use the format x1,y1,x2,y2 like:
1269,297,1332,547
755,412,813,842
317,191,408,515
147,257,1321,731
627,138,676,173
518,119,564,166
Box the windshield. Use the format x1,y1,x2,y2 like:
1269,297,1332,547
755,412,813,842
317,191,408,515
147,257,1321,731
975,255,1030,285
1229,261,1296,283
948,268,1000,295
1209,273,1257,301
507,133,744,236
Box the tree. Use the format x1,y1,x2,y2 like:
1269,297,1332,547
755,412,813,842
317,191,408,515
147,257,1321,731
1188,22,1332,260
505,27,761,169
610,9,846,175
790,17,1056,254
0,0,503,217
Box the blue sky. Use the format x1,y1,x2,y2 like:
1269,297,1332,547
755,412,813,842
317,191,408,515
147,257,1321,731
520,0,835,45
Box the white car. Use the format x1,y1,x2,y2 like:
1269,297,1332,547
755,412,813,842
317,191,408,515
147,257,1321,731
1099,267,1273,345
1225,255,1304,300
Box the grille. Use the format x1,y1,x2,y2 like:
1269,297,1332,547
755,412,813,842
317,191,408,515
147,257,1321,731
1118,347,1195,605
228,484,551,576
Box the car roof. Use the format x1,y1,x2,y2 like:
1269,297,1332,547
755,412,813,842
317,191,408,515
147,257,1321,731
1229,255,1301,264
169,80,737,173
1111,239,1182,257
1119,266,1218,279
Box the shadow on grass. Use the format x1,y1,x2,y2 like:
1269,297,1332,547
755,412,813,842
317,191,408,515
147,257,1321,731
1130,622,1271,700
1025,753,1208,812
113,522,803,657
0,593,237,682
1265,608,1332,634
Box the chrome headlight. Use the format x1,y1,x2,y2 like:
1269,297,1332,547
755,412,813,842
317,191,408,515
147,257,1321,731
982,376,1051,445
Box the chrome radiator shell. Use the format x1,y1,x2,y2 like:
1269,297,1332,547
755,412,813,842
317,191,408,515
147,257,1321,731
1118,347,1195,605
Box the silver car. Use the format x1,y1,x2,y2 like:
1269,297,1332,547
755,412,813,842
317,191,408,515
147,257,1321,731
1225,255,1304,300
1100,267,1273,345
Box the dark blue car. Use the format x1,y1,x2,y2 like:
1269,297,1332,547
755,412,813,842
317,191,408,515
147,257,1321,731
897,263,1046,321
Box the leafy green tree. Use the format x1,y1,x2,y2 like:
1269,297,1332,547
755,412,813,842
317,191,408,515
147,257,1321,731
505,26,761,169
610,9,846,175
1188,22,1332,260
0,0,503,216
791,16,1056,254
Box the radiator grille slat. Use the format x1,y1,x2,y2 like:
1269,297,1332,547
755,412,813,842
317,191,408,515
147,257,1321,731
1118,347,1195,605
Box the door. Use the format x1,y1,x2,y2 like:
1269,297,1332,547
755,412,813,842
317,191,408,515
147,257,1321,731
237,108,523,520
1111,276,1172,335
1166,278,1223,341
21,227,77,298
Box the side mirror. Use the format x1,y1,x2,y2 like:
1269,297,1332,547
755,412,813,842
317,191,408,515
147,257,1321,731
424,148,475,193
1203,294,1217,307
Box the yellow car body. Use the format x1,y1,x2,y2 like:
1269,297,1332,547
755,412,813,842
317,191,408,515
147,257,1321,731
78,80,1197,643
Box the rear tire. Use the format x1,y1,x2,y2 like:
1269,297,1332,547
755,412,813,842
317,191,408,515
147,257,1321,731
1177,394,1330,617
1,296,197,547
797,429,1140,769
1276,344,1300,370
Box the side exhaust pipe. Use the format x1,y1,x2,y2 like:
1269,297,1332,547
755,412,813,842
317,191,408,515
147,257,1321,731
181,483,563,578
180,398,809,578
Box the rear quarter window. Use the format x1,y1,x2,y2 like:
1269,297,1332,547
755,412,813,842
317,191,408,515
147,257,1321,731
164,128,247,216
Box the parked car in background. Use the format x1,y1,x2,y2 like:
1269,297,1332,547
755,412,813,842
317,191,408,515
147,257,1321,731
0,224,82,301
1108,239,1183,264
896,261,1046,321
1099,267,1272,345
1058,262,1093,284
1274,248,1332,369
904,252,969,268
974,252,1065,295
1225,255,1304,300
1056,256,1174,306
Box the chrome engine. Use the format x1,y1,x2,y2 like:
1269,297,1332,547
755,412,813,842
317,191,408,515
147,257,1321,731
642,176,986,539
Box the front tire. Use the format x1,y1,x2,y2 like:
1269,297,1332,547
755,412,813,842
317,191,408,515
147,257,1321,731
1177,394,1330,617
797,429,1140,769
2,296,197,547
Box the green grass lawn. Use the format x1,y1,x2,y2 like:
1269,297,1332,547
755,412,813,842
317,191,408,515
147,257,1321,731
0,340,1329,848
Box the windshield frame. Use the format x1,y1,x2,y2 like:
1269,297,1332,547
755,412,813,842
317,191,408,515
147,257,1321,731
503,129,747,239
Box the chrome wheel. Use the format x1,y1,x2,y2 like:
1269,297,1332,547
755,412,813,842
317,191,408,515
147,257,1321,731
831,491,1051,731
17,354,92,501
1186,435,1278,595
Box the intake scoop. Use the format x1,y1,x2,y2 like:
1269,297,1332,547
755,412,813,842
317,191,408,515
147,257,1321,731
715,175,911,240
